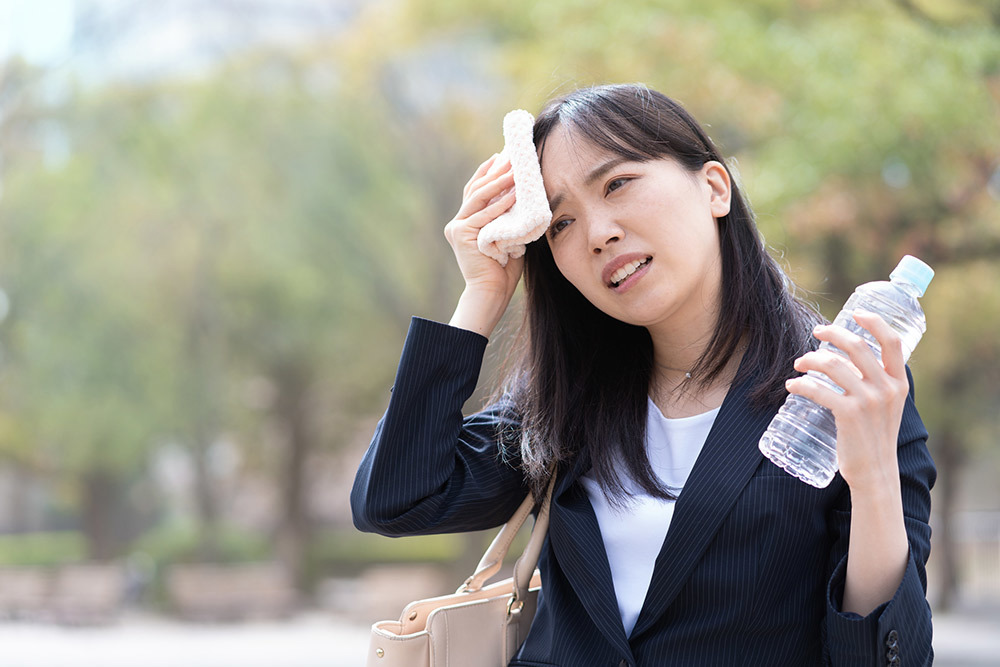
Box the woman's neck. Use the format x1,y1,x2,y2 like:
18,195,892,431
643,272,739,418
647,328,745,420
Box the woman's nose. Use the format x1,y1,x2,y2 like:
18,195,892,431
590,218,624,255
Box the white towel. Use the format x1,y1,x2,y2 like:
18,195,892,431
477,109,552,267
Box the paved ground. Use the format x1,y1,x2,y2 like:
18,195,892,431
933,608,1000,667
0,613,368,667
0,609,995,666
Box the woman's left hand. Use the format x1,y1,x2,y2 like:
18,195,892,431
785,311,910,493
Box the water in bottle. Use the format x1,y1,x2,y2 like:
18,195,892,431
758,255,934,488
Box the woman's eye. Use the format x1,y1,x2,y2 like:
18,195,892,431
606,177,629,194
549,219,572,238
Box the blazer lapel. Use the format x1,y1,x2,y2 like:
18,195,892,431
629,365,774,639
547,468,633,657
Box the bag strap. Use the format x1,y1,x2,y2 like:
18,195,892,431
459,474,557,595
509,476,554,611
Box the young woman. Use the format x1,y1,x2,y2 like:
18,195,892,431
351,83,934,666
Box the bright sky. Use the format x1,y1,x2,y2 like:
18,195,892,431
0,0,357,82
0,0,76,65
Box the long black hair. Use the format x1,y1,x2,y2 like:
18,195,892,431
501,83,822,504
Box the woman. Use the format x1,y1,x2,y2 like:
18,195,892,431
351,83,934,666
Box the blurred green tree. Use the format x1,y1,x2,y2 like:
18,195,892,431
0,45,468,584
0,78,176,559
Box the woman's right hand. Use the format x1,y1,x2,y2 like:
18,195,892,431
444,154,525,338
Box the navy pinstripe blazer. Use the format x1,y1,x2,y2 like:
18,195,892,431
351,318,935,667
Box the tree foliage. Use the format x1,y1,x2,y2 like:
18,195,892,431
0,46,452,566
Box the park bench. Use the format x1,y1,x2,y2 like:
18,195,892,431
166,562,297,621
0,567,52,620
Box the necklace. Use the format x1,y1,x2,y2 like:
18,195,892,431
656,340,748,383
656,362,694,379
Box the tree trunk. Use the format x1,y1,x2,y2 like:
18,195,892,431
80,470,120,561
191,432,221,562
7,465,31,533
274,363,311,595
187,216,223,562
933,428,963,611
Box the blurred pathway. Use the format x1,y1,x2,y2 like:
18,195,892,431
0,613,368,667
0,609,996,666
933,608,1000,667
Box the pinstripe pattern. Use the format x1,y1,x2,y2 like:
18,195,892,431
351,317,935,666
352,318,528,536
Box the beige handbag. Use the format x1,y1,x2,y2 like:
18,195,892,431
366,477,555,667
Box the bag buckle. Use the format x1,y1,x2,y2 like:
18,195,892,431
506,592,523,617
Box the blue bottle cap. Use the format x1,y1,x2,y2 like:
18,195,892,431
890,255,934,296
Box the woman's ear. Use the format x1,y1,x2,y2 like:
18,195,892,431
702,161,731,218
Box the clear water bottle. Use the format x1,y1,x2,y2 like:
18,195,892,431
758,255,934,488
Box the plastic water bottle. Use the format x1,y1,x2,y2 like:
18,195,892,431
758,255,934,488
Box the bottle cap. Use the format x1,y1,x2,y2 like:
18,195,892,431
890,255,934,296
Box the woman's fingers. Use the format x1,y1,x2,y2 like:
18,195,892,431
444,155,516,262
481,188,517,219
784,374,843,408
852,310,907,381
463,153,499,198
788,313,910,409
448,190,516,242
809,323,884,379
787,313,910,446
468,156,511,195
792,349,863,395
457,169,515,221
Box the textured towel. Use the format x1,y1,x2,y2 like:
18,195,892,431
477,109,552,267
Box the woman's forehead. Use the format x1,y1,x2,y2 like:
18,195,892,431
539,125,617,183
539,126,636,213
540,124,610,163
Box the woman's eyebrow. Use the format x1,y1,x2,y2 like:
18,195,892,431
585,156,630,186
547,157,631,212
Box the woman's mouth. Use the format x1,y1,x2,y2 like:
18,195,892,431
609,256,652,289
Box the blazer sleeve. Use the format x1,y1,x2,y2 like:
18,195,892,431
823,366,936,667
350,317,529,537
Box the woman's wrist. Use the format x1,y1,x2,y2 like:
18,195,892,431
448,287,511,338
841,457,902,499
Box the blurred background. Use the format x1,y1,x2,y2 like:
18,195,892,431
0,0,998,665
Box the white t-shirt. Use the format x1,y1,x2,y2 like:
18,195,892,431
579,397,720,637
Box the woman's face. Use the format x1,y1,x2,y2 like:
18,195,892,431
539,125,732,334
